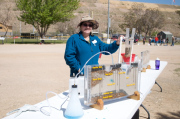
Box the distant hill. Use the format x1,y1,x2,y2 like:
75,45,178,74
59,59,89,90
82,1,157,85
0,0,180,37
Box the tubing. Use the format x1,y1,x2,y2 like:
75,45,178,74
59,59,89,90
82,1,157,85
118,36,123,63
41,91,69,116
74,51,114,85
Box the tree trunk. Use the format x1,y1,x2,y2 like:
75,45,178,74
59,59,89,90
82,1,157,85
138,32,141,41
40,34,45,43
3,26,8,37
4,31,7,37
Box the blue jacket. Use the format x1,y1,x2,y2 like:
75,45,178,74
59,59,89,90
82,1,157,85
64,31,119,77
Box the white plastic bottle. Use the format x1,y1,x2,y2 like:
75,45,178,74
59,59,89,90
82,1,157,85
64,85,84,118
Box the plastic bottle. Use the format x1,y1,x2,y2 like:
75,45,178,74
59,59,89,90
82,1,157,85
155,58,160,70
64,85,84,118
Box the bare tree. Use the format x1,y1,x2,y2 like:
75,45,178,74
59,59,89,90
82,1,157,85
121,3,164,40
57,22,77,35
109,19,120,35
142,8,164,38
0,0,12,37
175,10,180,28
120,3,145,40
56,15,81,35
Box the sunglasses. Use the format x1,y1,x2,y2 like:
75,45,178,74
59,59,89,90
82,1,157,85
82,23,93,27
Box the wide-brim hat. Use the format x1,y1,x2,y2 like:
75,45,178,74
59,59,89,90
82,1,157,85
77,15,99,29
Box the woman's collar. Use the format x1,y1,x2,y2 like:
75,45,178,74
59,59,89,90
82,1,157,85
78,31,93,40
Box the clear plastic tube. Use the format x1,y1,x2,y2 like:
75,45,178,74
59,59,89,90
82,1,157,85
118,36,123,63
40,91,69,116
74,51,114,85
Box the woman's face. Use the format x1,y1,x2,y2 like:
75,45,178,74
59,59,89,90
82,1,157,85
80,22,93,34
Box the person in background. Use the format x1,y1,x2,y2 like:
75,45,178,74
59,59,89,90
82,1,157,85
160,38,163,46
136,38,138,44
64,15,120,77
143,37,146,45
166,37,169,46
171,36,175,46
155,36,158,46
163,38,166,45
149,37,152,45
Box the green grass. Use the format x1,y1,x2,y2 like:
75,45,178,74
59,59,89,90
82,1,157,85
175,42,180,45
1,38,180,45
174,67,180,76
174,68,180,72
78,11,83,13
171,63,180,65
0,38,67,44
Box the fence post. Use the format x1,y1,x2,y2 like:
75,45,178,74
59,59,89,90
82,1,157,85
14,37,15,44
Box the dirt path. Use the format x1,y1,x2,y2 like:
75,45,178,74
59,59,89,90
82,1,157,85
0,43,180,119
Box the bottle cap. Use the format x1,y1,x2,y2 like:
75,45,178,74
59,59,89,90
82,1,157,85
156,58,160,60
72,85,77,88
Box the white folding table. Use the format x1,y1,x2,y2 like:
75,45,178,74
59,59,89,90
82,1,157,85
3,60,167,119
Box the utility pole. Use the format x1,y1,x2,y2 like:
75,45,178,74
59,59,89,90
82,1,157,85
33,26,35,34
20,21,21,36
107,0,110,39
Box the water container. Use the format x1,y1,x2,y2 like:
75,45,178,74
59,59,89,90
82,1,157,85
155,58,160,70
64,85,84,118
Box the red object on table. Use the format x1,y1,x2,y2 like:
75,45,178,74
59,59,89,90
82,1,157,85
121,53,135,62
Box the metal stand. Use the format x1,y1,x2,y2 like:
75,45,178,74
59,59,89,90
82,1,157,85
141,104,150,119
132,109,139,119
140,82,162,119
155,81,162,92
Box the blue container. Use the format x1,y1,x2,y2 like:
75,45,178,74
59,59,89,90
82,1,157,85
155,60,160,70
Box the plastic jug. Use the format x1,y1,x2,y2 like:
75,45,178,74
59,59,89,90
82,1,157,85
64,85,84,118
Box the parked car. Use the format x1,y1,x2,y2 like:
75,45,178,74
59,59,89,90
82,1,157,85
111,35,118,41
111,34,125,42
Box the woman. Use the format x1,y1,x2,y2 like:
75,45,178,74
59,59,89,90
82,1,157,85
64,15,120,77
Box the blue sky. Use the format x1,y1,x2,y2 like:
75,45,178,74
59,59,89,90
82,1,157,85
120,0,180,6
